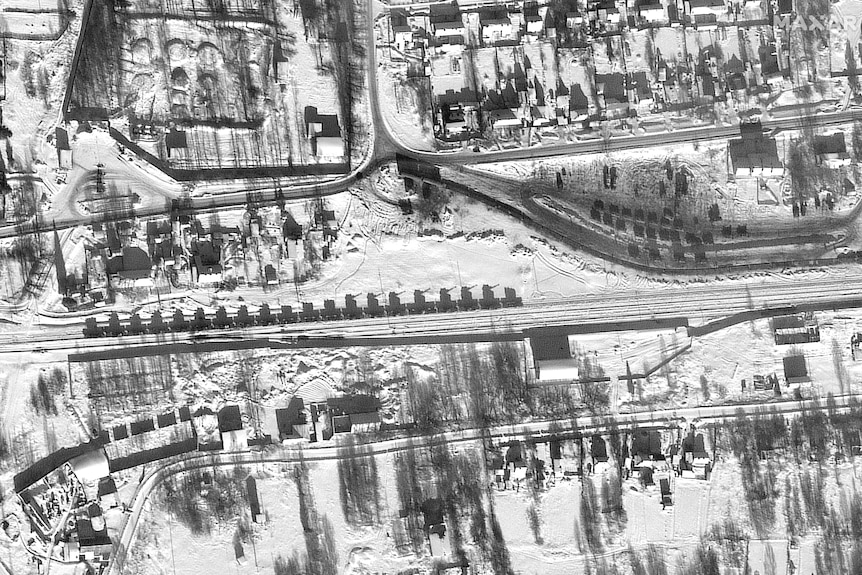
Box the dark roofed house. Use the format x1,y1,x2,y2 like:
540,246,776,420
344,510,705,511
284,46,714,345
591,435,609,463
569,83,590,117
130,418,155,435
530,334,579,381
391,7,411,32
420,498,445,528
632,430,663,458
531,335,572,361
813,133,850,167
327,395,381,434
108,247,153,282
626,71,652,105
218,405,243,432
247,475,263,522
276,397,308,440
429,3,465,45
327,394,381,415
273,40,291,82
595,73,628,114
165,127,188,158
773,314,819,345
56,127,72,168
728,121,783,177
218,405,247,451
283,212,303,240
783,355,808,382
758,44,782,81
304,106,343,157
724,54,745,75
332,414,353,434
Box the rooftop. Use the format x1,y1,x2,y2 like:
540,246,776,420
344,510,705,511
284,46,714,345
217,405,243,432
530,335,572,361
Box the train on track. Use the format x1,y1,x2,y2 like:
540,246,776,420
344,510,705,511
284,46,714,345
83,286,523,338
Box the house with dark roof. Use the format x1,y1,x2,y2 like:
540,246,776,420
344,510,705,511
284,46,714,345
192,240,222,284
273,41,291,83
637,1,665,23
524,2,545,35
276,397,308,440
728,121,783,177
106,246,153,284
686,0,725,17
218,405,247,451
165,127,188,158
813,133,850,167
56,127,72,168
783,354,808,383
631,430,663,459
327,395,382,433
305,106,344,158
568,83,591,121
480,9,514,45
429,2,465,43
758,43,784,84
420,498,449,557
529,334,579,381
595,73,628,116
626,71,653,108
772,314,819,345
591,435,609,466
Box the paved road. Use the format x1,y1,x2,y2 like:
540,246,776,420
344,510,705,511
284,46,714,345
104,392,862,575
390,109,862,164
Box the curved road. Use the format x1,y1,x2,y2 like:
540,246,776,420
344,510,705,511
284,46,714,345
104,393,862,575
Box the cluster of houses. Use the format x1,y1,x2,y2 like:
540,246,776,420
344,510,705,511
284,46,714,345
385,0,831,147
275,394,382,442
12,392,383,571
488,428,712,510
56,197,340,306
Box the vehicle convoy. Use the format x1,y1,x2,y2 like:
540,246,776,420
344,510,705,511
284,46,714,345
83,286,523,337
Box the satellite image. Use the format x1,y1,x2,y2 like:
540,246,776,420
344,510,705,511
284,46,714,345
1,0,862,573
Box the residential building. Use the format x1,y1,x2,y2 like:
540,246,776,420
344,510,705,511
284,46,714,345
595,72,628,116
217,405,248,451
326,395,382,434
56,127,72,169
783,354,809,383
390,8,414,51
627,71,654,109
728,121,783,177
524,3,545,36
430,3,465,42
480,9,515,45
772,314,820,344
529,334,579,381
304,106,344,158
638,2,666,23
272,41,291,84
813,133,851,167
276,397,309,440
687,0,725,17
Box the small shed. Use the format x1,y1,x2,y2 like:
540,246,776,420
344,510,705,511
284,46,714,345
56,127,72,169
